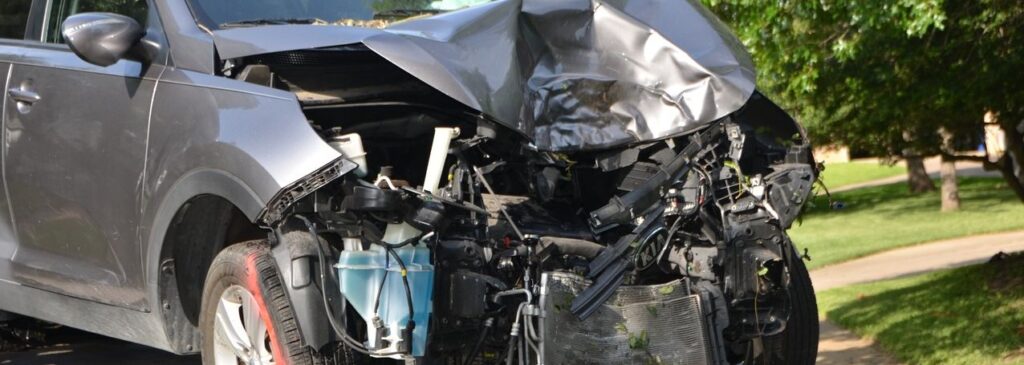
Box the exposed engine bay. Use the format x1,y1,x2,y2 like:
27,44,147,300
225,41,818,364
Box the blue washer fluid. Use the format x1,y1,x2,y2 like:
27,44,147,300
336,246,433,358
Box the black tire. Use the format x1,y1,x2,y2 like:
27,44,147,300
760,250,819,364
199,240,357,365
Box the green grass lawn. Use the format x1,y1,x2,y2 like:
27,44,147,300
820,161,905,188
789,177,1024,269
817,254,1024,365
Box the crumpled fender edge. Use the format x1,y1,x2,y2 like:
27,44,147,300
256,157,358,226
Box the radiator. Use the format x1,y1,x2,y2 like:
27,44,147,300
539,272,711,365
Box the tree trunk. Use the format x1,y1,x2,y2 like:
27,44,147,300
903,130,936,193
939,128,960,212
994,112,1024,203
940,159,960,211
996,155,1024,202
905,156,936,193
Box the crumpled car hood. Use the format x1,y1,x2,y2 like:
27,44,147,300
212,0,755,151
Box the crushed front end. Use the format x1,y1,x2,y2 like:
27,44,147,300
254,92,816,364
225,1,818,363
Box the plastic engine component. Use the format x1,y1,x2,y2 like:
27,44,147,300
337,246,434,358
343,186,403,212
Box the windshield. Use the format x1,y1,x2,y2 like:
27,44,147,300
187,0,495,29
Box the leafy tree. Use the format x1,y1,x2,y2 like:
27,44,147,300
371,0,432,13
702,0,1024,204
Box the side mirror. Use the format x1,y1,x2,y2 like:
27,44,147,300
62,13,145,67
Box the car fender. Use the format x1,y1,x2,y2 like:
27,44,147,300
141,68,346,351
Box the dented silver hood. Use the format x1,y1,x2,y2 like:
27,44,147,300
212,0,756,151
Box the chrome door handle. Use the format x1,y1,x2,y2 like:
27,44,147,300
8,88,41,104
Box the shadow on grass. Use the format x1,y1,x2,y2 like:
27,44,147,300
823,257,1024,364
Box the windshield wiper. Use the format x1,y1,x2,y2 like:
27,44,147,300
219,17,327,28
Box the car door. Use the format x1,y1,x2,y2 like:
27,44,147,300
1,0,162,309
0,0,34,283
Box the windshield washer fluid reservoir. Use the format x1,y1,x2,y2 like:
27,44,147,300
337,245,433,358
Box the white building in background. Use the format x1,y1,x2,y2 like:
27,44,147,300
984,111,1006,163
814,145,851,163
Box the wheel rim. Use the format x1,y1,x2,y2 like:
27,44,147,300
213,285,276,365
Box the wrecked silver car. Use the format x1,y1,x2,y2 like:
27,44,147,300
0,0,818,363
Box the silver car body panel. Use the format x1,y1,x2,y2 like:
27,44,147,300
210,0,757,151
0,0,342,350
0,41,162,309
0,62,18,281
140,65,341,284
155,0,216,73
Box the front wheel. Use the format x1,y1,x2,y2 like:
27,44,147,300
757,247,819,364
199,240,348,365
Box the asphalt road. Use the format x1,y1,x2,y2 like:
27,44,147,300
0,325,198,365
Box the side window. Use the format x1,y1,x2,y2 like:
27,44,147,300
0,0,32,39
44,0,148,44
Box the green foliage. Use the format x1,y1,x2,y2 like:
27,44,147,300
788,177,1024,269
371,0,432,13
701,0,1024,156
627,330,650,350
656,285,674,296
818,254,1024,364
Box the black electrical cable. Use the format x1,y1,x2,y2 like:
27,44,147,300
374,235,420,249
373,248,391,314
370,244,415,328
384,246,416,324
